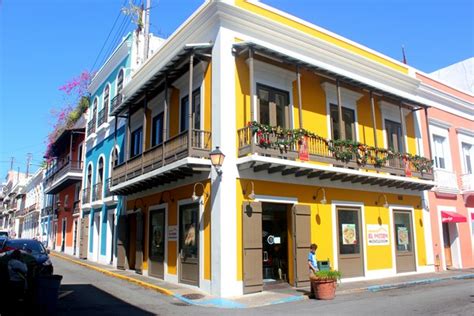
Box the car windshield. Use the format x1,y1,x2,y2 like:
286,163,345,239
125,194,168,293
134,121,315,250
6,240,46,254
0,232,8,237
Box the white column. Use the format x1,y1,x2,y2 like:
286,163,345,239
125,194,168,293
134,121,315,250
210,26,241,297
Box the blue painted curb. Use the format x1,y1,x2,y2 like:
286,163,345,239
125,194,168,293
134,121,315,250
367,273,474,292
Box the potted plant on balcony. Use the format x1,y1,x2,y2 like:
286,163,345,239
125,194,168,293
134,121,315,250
310,269,342,300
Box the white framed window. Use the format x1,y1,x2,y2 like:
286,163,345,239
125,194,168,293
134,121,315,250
461,142,473,174
433,135,446,169
430,122,452,171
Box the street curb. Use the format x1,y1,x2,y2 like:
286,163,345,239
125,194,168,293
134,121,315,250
50,252,174,296
364,273,474,292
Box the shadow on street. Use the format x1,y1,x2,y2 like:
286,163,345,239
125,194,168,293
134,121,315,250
57,284,155,316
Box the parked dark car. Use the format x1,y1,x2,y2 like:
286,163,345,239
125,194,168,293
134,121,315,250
1,239,53,275
0,236,7,249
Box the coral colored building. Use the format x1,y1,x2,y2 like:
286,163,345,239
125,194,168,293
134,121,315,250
44,117,86,256
416,72,474,270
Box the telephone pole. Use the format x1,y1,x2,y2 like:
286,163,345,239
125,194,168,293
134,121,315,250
26,153,32,177
143,0,151,61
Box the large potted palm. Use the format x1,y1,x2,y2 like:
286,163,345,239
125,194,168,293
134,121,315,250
310,270,342,300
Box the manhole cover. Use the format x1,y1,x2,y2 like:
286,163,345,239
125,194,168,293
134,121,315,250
181,293,205,300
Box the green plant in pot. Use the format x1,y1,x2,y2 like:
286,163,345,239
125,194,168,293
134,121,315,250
309,270,342,300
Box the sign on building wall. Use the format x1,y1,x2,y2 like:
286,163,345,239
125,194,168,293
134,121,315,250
299,136,309,161
168,225,177,241
367,224,389,246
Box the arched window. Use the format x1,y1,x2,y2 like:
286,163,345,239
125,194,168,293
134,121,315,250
87,165,92,188
111,148,119,168
103,84,110,118
117,69,124,94
98,157,104,185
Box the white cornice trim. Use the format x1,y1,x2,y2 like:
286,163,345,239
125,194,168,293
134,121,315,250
428,118,452,130
89,37,131,94
456,127,474,137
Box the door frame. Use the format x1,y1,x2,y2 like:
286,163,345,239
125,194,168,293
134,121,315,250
106,208,115,265
177,198,207,291
435,205,462,270
94,211,101,262
147,203,168,279
389,205,419,273
331,201,367,279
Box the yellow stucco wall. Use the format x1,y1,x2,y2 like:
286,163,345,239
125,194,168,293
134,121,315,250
234,0,408,74
236,179,426,281
127,181,212,280
235,54,419,157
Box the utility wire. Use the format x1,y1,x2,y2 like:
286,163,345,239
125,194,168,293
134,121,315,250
90,0,129,72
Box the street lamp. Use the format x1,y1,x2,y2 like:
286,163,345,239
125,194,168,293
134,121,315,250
209,146,225,175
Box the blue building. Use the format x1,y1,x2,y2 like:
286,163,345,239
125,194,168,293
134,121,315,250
82,32,162,265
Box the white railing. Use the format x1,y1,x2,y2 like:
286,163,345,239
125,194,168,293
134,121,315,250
433,169,459,194
461,173,474,192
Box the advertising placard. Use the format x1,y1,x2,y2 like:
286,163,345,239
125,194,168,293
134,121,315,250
168,225,177,241
299,136,309,161
367,224,389,246
397,226,409,245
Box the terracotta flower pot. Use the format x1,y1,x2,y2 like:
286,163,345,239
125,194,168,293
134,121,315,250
311,279,337,300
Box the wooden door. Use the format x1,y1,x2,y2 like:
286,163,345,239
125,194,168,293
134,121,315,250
178,203,199,286
127,214,137,270
394,210,416,273
116,215,127,269
149,209,166,278
242,202,263,294
292,204,311,287
79,215,89,259
442,223,452,267
135,211,144,273
337,207,364,278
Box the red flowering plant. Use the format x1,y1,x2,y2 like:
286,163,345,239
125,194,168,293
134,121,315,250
44,70,93,161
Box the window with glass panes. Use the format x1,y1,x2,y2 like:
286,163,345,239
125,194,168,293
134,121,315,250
385,120,404,152
461,142,473,174
130,127,143,158
180,89,201,133
257,84,290,128
152,112,164,147
330,104,355,140
433,135,446,169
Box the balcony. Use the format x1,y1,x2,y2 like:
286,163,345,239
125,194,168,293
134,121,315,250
110,94,123,114
237,125,434,191
87,117,96,136
41,206,53,217
97,107,108,127
461,173,474,196
92,182,103,202
73,200,81,215
44,160,83,194
111,129,212,195
82,187,91,205
433,169,459,195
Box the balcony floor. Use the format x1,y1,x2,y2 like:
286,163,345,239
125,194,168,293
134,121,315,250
238,155,435,192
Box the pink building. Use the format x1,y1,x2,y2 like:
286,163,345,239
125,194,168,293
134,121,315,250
417,71,474,270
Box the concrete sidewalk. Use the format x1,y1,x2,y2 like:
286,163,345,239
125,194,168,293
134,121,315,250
51,252,474,309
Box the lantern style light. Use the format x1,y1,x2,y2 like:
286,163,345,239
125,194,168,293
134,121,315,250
209,146,225,175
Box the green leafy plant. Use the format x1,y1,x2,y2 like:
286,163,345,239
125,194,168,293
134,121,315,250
311,269,342,282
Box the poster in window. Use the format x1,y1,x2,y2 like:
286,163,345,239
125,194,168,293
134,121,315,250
397,226,409,245
342,223,357,245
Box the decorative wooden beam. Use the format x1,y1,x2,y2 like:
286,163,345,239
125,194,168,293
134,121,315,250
253,163,271,172
282,167,299,176
307,170,324,178
319,172,336,180
268,165,286,174
295,169,311,177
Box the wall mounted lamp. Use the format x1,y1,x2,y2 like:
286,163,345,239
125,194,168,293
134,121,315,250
209,146,225,175
313,187,327,204
159,191,174,205
133,197,146,212
243,181,256,200
376,194,389,209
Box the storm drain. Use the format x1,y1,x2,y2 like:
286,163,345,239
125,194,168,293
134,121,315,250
181,293,205,300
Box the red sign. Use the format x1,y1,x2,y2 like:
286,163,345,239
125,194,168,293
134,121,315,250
299,136,309,161
403,157,412,177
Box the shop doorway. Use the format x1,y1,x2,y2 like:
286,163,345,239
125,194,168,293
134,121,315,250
149,208,166,279
442,223,453,268
61,218,66,252
178,203,199,286
393,210,416,273
126,213,137,270
337,207,364,278
262,203,289,288
79,215,89,259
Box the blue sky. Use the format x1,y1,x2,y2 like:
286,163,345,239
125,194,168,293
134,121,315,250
0,0,472,179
